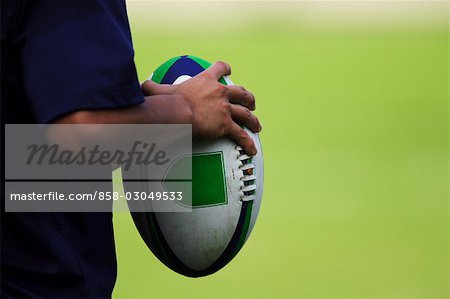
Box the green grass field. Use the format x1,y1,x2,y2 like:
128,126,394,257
112,2,448,298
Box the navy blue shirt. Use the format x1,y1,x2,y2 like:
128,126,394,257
1,0,144,297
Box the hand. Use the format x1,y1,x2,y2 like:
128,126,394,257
142,61,262,155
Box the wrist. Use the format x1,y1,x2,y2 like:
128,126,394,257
142,94,194,125
171,93,194,125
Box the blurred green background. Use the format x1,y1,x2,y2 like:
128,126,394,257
112,1,448,298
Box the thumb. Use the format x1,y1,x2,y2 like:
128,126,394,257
141,80,174,96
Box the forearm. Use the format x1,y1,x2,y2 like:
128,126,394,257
54,95,192,125
47,95,193,151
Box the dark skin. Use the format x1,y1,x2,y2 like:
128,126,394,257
54,61,261,155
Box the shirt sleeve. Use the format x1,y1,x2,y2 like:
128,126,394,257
19,0,144,123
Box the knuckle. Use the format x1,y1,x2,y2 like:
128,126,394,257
215,83,227,95
244,108,252,119
220,100,231,112
216,61,231,73
201,71,212,80
215,60,227,69
142,80,152,90
238,86,249,97
239,128,248,141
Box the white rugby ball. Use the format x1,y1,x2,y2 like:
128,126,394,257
128,55,263,277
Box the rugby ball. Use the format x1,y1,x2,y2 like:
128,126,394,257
129,55,263,277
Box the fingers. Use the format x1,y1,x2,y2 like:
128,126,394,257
230,104,261,133
203,61,231,80
227,86,256,110
227,122,257,156
142,80,174,96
